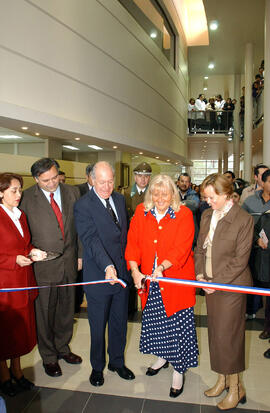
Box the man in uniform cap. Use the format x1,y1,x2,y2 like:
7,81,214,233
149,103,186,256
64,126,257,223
125,162,152,219
124,162,152,316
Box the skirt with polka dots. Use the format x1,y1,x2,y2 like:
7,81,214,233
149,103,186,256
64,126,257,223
140,282,198,373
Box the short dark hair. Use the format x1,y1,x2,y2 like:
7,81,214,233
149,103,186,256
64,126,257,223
254,164,268,176
262,169,270,183
31,158,59,178
58,170,65,176
224,170,235,179
178,172,191,182
85,164,94,176
0,173,23,203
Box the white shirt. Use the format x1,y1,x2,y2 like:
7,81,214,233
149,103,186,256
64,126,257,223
87,183,92,191
93,188,119,220
0,204,24,236
136,185,146,194
41,185,62,211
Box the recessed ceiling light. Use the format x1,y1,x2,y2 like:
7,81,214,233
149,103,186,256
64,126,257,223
259,139,262,142
139,152,143,155
35,132,40,136
208,63,215,69
113,145,118,149
203,87,208,91
0,135,22,139
209,20,219,31
150,31,157,38
204,76,208,80
21,126,28,130
88,145,103,150
203,145,206,148
204,140,207,142
155,156,159,159
167,159,170,162
62,145,79,150
75,137,80,141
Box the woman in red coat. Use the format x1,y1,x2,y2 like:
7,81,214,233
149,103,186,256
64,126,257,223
0,173,46,397
125,174,198,398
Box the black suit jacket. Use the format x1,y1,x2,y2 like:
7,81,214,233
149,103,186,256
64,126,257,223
74,189,130,294
76,182,90,197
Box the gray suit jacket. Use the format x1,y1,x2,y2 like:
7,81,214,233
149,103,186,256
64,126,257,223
20,183,81,285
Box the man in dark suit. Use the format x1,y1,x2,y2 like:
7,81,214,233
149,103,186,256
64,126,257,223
76,163,94,196
74,161,135,387
20,158,82,377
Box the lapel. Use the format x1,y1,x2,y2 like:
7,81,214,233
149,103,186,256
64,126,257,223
0,207,26,245
111,191,122,228
90,189,121,230
59,184,70,229
33,184,59,222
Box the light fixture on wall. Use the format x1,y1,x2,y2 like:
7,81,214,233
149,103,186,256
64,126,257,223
150,31,157,38
209,20,219,31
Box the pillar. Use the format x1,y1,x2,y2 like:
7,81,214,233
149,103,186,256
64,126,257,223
244,43,253,182
233,74,241,177
223,151,228,172
264,0,270,165
218,156,222,173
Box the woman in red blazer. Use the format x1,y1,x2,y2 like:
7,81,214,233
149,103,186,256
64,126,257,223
125,174,198,398
0,173,46,397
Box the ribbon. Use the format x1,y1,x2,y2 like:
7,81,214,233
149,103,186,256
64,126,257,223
0,279,127,293
1,277,270,296
142,276,270,297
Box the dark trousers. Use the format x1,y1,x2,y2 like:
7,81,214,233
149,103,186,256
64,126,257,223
86,285,129,371
35,284,75,363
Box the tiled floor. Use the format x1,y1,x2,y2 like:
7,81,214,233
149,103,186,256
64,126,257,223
1,295,270,413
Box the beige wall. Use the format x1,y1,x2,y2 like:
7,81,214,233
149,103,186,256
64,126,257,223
0,0,189,163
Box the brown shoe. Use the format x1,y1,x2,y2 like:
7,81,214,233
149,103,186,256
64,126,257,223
43,362,62,377
259,330,270,340
58,352,82,364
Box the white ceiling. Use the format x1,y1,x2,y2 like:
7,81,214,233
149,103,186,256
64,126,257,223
188,0,265,76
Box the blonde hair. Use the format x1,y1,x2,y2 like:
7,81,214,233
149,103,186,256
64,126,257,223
201,173,233,197
144,174,181,212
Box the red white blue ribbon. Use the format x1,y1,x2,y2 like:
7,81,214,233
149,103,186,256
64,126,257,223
0,279,127,293
144,276,270,297
1,277,270,296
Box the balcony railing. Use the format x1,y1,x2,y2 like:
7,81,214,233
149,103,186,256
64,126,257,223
188,110,234,135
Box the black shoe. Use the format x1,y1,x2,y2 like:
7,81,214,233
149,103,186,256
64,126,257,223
169,375,185,398
264,348,270,359
58,352,82,364
89,370,104,386
1,380,18,397
108,364,135,380
43,362,62,377
146,361,169,376
9,370,34,391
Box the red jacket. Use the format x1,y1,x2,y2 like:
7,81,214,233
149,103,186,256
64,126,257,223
125,203,196,317
0,207,37,310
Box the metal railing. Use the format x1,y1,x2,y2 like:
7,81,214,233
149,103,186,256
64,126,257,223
188,110,234,134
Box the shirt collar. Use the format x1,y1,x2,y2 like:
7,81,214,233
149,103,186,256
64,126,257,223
0,204,22,219
144,205,176,219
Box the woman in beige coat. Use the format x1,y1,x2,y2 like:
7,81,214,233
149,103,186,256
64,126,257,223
195,174,253,410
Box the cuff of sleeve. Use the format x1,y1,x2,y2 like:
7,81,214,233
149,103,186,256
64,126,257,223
104,264,114,273
196,274,204,281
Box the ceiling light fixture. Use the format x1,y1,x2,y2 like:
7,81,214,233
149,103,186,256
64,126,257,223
155,156,159,159
208,62,215,69
203,87,207,91
209,20,219,31
113,145,118,149
75,137,80,141
21,126,28,130
204,76,208,80
88,145,103,150
150,31,157,38
62,145,79,150
167,159,170,162
35,132,40,136
139,152,143,155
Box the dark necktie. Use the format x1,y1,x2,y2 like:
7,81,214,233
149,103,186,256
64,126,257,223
105,198,119,226
50,192,65,239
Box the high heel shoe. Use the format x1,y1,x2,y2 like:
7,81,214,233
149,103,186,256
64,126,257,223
169,375,185,398
0,380,18,397
146,361,169,376
9,369,34,391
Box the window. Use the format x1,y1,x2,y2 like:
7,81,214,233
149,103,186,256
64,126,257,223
118,0,176,68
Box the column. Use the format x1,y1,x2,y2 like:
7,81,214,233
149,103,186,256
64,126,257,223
233,74,241,177
223,151,228,172
244,43,253,182
264,0,270,165
218,156,222,173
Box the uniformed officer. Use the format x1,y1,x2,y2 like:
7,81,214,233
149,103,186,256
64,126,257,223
125,162,152,219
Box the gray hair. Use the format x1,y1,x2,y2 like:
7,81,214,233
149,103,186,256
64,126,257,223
90,161,115,180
